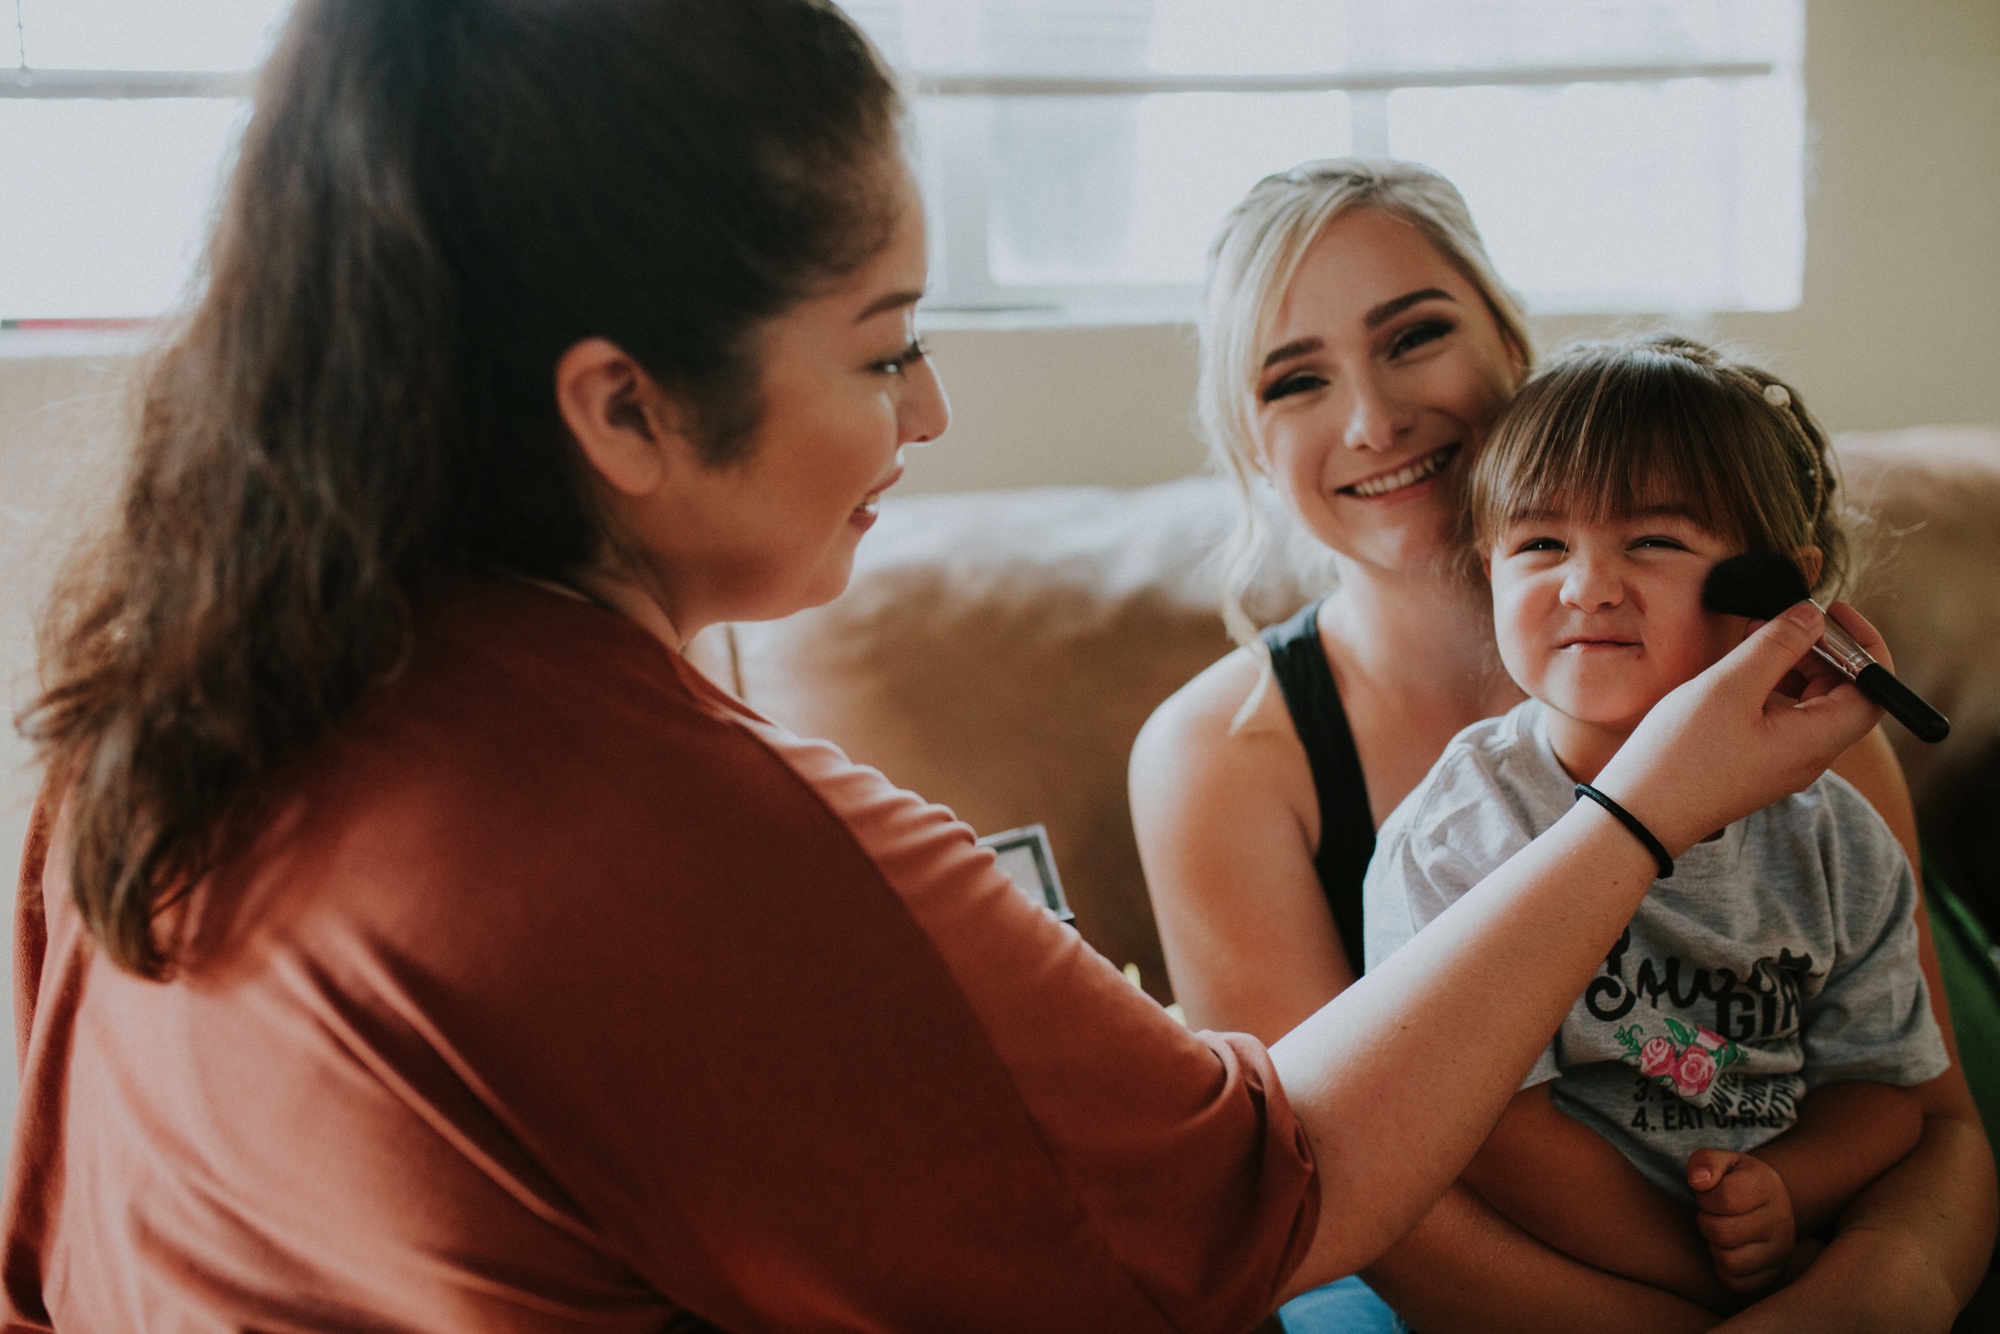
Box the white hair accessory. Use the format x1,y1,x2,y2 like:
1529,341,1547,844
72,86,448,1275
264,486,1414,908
1763,383,1792,408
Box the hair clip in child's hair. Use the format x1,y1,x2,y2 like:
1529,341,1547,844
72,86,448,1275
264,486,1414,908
1762,383,1792,408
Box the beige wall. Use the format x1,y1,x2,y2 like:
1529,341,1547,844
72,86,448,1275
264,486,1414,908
0,0,1995,1141
0,353,133,877
0,353,133,1138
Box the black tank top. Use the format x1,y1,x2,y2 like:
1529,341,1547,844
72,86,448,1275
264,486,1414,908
1261,600,1374,978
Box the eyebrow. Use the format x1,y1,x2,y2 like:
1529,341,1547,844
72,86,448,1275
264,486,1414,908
1261,336,1322,370
1364,287,1454,329
1259,288,1458,369
854,290,925,323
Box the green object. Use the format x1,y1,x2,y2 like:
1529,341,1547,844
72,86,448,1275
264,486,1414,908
1923,854,2000,1153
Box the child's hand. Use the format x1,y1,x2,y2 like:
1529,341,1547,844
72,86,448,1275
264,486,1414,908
1688,1148,1796,1297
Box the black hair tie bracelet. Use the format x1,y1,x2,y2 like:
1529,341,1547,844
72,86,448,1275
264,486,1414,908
1573,783,1675,880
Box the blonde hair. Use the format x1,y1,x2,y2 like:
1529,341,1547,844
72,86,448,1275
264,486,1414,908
1198,159,1534,653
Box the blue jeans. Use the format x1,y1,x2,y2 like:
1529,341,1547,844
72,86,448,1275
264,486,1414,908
1277,1274,1409,1334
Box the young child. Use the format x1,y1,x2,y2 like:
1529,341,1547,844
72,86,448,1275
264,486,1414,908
1362,335,1949,1312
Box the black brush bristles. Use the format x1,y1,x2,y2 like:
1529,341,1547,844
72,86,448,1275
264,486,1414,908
1702,551,1952,742
1703,552,1812,619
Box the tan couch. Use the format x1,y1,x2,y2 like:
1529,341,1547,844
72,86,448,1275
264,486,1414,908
686,426,2000,1002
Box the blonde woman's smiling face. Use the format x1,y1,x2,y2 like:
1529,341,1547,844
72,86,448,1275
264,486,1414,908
1255,206,1523,574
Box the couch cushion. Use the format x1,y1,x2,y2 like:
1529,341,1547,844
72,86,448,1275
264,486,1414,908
1837,427,2000,814
1838,427,2000,931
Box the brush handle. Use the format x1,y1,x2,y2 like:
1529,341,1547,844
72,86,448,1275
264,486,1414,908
1855,663,1952,744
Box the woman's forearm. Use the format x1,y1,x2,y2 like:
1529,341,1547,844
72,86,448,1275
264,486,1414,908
1839,1110,1995,1309
1716,1104,1993,1332
1712,1201,1964,1332
1807,720,1996,1322
1364,1183,1719,1334
1752,1083,1924,1236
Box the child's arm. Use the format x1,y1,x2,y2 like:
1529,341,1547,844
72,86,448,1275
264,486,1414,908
1462,1082,1737,1311
1751,1081,1924,1234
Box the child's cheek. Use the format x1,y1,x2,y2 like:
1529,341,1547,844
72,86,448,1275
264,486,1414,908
1685,607,1746,682
1490,575,1547,696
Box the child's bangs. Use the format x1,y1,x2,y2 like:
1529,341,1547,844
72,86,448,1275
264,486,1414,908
1475,348,1761,550
1490,419,1736,537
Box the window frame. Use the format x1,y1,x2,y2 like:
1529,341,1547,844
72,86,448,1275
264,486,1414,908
1,65,250,329
906,57,1781,317
3,40,1801,325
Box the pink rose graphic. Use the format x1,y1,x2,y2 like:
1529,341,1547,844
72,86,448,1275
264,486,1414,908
1639,1036,1677,1078
1674,1044,1718,1098
1694,1026,1728,1052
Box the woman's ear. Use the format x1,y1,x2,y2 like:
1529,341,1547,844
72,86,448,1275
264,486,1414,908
555,338,692,497
1794,544,1824,589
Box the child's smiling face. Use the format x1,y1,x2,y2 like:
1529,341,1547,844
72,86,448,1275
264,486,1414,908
1488,505,1746,773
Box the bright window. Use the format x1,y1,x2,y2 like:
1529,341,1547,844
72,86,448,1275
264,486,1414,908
850,0,1806,316
0,0,1805,323
0,0,280,324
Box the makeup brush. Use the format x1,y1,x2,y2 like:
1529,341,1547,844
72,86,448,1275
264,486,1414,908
1703,552,1950,743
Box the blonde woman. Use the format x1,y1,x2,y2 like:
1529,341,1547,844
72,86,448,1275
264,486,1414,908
1130,160,1996,1332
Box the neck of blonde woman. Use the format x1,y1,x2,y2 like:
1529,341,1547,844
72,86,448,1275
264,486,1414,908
1317,550,1513,708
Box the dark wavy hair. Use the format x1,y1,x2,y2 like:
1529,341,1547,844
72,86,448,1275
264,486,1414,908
23,0,902,976
1468,334,1847,597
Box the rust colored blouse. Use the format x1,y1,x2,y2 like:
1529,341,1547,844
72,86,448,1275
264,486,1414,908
3,578,1316,1332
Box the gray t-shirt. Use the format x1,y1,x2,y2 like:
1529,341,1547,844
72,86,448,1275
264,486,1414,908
1364,699,1949,1201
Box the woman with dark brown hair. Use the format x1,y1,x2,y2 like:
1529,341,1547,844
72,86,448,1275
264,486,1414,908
3,3,1893,1328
